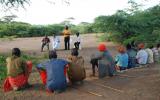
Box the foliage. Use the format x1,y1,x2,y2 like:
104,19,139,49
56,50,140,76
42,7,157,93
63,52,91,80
0,21,94,37
93,5,160,46
0,55,7,84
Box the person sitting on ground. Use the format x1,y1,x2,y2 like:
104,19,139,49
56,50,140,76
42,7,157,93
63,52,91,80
90,44,115,77
150,45,159,63
136,43,148,65
145,46,154,64
67,48,86,83
126,44,137,69
115,45,129,72
74,32,81,50
52,33,60,50
41,35,50,52
3,48,32,92
36,50,69,93
156,43,160,60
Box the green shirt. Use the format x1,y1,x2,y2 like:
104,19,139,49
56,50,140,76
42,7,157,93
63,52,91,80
6,56,26,77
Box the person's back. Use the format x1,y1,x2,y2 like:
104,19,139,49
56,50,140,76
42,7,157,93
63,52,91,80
127,49,137,68
46,59,67,90
68,55,86,82
4,48,32,92
152,47,159,62
37,50,68,93
145,48,154,64
6,56,25,77
136,49,148,64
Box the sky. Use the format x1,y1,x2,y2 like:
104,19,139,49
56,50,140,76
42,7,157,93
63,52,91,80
0,0,159,25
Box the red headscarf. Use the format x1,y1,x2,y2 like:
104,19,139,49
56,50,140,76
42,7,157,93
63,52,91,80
98,44,107,51
138,43,145,49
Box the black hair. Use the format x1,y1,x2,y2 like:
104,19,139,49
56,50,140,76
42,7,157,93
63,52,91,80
71,48,79,56
76,32,79,37
12,48,21,57
126,44,132,50
49,50,57,59
149,45,154,49
157,43,160,48
65,26,69,30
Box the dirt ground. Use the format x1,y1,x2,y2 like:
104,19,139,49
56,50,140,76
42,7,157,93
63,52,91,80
0,34,160,100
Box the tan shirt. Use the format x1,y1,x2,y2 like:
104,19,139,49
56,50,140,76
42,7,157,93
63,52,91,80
6,56,27,77
63,29,71,37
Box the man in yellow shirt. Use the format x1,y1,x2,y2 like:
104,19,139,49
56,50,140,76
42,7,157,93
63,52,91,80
63,26,71,50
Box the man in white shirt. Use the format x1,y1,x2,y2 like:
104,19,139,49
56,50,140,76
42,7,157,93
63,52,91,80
74,32,81,50
136,43,148,64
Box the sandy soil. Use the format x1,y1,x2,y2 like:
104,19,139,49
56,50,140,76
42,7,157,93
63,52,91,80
0,34,160,100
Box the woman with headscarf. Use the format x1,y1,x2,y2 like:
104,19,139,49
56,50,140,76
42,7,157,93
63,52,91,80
3,48,32,92
90,44,115,78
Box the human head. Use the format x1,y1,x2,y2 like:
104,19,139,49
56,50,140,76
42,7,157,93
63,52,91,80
138,43,145,50
53,33,57,38
126,44,132,50
49,50,57,59
98,44,107,52
76,32,79,37
149,45,154,49
157,43,160,48
71,48,79,56
12,48,21,57
65,25,69,30
117,45,126,53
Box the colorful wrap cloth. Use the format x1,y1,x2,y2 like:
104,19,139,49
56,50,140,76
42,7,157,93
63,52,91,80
3,61,32,92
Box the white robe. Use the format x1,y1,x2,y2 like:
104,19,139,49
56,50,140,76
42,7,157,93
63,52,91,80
52,36,60,50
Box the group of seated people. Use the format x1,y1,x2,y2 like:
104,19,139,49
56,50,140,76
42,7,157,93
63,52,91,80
90,43,160,76
3,42,160,93
3,48,86,93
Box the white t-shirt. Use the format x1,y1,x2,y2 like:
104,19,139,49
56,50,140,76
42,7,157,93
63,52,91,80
136,49,148,64
75,36,81,43
145,48,154,63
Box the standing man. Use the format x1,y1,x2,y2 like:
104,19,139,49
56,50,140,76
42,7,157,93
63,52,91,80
41,35,50,52
63,26,71,50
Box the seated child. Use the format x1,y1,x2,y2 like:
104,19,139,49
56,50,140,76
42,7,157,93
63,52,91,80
67,48,86,83
115,45,129,71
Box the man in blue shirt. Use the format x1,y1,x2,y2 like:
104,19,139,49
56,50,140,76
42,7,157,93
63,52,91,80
37,50,69,93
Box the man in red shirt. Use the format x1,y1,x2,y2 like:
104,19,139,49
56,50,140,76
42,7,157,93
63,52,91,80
41,35,50,52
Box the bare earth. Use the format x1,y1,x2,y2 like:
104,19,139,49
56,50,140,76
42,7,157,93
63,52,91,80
0,34,160,100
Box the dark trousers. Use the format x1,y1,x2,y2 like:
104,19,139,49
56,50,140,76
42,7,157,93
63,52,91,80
41,43,49,52
90,59,98,75
74,42,80,49
119,67,126,71
64,36,70,50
